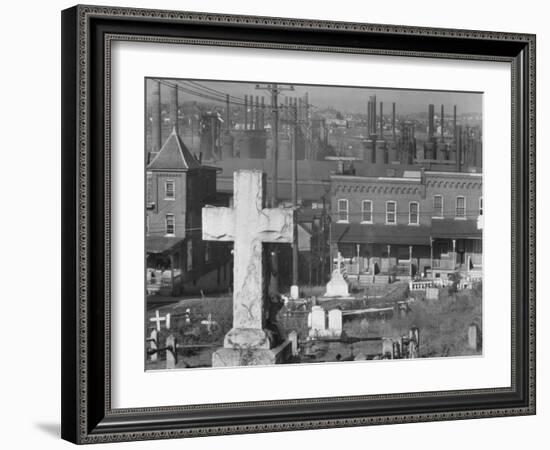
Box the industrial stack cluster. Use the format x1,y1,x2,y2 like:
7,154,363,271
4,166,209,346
146,81,328,166
362,96,482,173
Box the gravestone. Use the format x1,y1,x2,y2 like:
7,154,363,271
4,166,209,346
408,327,420,358
468,323,480,351
203,170,294,366
382,338,394,358
200,313,217,334
328,309,343,337
309,305,326,336
426,287,439,300
149,329,158,362
165,335,177,369
309,307,343,338
324,253,350,297
184,308,191,325
288,330,298,356
290,285,299,300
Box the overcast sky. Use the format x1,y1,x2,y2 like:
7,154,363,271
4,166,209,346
147,78,482,116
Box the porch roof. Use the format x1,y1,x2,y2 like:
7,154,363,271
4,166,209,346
330,223,431,246
430,219,482,239
146,236,184,254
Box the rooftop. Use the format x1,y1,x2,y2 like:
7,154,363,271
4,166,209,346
148,127,202,171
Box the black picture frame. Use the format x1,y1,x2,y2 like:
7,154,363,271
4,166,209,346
61,5,536,444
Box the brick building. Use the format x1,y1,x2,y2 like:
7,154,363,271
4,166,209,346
330,168,482,281
146,127,231,295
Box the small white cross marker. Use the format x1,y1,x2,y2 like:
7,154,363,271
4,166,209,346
149,310,171,331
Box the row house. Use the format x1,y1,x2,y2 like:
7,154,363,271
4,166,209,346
329,169,482,280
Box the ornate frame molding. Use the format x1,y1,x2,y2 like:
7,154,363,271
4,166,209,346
61,5,536,444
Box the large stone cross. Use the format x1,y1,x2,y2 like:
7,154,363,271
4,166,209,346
202,170,294,350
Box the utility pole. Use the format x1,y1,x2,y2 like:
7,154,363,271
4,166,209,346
225,94,230,131
291,97,299,287
255,83,294,207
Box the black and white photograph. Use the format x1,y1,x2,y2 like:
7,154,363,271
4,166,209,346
144,79,483,370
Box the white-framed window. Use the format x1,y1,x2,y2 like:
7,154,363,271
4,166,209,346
433,195,443,218
165,179,175,200
409,202,419,225
337,199,349,222
456,196,466,219
165,213,175,235
479,197,483,216
361,200,373,223
386,201,397,225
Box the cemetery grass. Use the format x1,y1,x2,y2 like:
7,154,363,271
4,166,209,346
146,282,482,369
364,283,483,358
146,294,233,369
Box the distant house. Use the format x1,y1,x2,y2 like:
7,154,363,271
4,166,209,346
146,127,230,296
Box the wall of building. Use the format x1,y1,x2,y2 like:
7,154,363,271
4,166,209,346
425,172,482,221
331,172,482,227
147,171,188,237
331,175,428,226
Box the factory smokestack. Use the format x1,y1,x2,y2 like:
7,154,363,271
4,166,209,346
428,104,435,139
392,102,396,141
453,105,457,139
169,83,178,135
244,95,248,130
440,105,445,141
379,101,384,138
260,96,265,129
151,80,161,153
255,95,260,130
368,95,377,136
456,125,462,172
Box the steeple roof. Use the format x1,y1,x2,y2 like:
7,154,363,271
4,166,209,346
147,127,201,171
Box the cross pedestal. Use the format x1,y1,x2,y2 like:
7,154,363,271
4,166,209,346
202,170,294,366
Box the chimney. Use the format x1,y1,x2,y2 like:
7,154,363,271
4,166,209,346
428,104,435,139
169,83,178,135
151,80,161,153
